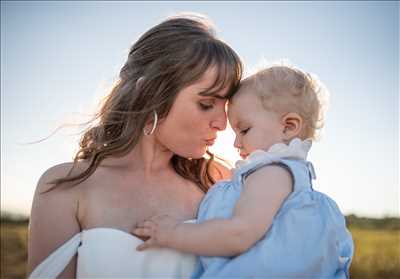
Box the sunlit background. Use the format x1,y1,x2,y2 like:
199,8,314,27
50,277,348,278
1,1,398,218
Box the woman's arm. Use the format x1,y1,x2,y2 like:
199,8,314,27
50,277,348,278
133,165,292,257
27,163,82,278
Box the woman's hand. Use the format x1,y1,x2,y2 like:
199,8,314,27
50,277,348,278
131,214,180,251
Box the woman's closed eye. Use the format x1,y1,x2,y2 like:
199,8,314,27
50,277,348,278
198,101,215,111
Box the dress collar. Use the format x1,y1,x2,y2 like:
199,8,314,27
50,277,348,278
235,138,312,169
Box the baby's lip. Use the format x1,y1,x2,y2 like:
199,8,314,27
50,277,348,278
240,153,248,159
205,138,216,146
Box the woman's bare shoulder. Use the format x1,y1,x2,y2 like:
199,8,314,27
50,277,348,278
35,161,90,193
28,162,87,275
31,161,89,221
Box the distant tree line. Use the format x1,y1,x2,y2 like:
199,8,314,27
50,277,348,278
1,212,29,225
345,214,400,230
1,211,399,229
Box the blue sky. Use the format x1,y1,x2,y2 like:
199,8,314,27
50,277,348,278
1,1,398,217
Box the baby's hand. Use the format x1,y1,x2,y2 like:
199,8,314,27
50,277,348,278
131,214,179,251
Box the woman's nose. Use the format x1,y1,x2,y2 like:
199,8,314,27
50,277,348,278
210,109,227,131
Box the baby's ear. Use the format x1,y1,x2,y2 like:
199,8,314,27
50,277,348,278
281,112,303,140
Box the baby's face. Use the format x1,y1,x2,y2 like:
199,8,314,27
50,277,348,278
228,91,285,159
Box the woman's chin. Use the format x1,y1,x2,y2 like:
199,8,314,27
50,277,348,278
184,147,209,160
192,151,208,159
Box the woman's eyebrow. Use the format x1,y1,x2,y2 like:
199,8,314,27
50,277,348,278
198,93,227,100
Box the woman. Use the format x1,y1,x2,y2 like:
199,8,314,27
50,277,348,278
27,14,242,278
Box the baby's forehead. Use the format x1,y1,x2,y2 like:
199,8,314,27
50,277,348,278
227,101,238,117
227,108,250,130
229,87,258,107
227,111,239,129
227,98,246,122
235,81,255,96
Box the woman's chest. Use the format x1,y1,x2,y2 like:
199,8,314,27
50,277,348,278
80,178,204,230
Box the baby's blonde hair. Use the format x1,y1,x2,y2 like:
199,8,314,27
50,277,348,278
238,63,329,140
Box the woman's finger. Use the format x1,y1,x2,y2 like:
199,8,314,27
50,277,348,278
135,220,145,228
133,227,152,237
151,214,168,221
135,217,155,228
143,220,156,227
136,238,156,251
136,243,146,251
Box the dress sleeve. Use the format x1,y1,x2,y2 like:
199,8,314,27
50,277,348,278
28,233,81,279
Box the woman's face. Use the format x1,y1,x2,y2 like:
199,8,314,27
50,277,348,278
155,67,230,159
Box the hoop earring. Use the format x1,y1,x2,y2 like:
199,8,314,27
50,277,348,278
143,110,158,136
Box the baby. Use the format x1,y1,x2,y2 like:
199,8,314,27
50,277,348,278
133,64,354,278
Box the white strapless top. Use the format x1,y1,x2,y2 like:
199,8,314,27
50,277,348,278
29,220,197,279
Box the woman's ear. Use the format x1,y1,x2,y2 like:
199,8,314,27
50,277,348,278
281,112,303,140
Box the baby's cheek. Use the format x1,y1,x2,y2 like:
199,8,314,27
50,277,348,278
245,138,258,153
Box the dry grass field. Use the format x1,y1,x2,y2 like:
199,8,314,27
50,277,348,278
1,216,399,279
1,222,28,279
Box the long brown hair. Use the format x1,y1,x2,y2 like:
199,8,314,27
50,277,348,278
48,14,242,193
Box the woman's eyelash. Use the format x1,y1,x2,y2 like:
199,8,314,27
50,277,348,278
240,128,250,135
199,103,213,110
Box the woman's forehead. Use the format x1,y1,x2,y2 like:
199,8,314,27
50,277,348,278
194,64,235,98
197,66,219,84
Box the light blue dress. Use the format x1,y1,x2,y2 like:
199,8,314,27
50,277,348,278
191,138,354,279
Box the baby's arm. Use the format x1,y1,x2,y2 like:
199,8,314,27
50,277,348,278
134,216,256,256
229,165,293,251
133,165,292,256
